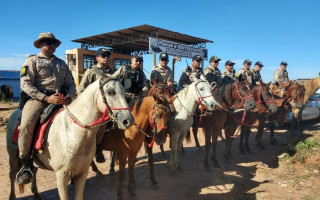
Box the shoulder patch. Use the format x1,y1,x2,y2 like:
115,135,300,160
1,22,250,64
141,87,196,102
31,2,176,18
20,66,28,77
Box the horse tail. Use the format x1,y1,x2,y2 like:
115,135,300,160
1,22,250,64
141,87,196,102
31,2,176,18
18,183,25,194
185,130,191,143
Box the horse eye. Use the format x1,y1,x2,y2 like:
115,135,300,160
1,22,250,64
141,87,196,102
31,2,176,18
200,87,204,91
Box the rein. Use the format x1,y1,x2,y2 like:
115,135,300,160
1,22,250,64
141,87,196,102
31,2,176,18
65,79,130,129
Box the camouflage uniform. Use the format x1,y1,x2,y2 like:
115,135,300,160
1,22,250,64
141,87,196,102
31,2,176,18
179,66,203,88
19,52,76,158
78,64,115,94
236,67,253,84
203,65,222,85
222,69,236,84
150,64,173,84
274,68,289,83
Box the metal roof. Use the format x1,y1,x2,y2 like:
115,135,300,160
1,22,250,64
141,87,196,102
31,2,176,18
72,24,213,54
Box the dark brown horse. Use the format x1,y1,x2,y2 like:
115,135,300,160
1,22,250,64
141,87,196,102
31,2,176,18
255,81,306,147
200,80,256,168
91,96,171,200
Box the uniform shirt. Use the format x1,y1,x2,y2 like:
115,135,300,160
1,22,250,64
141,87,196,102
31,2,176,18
274,68,289,83
179,66,203,88
251,68,262,84
20,52,76,101
221,69,236,84
150,64,173,84
78,64,115,94
204,65,222,85
236,67,253,84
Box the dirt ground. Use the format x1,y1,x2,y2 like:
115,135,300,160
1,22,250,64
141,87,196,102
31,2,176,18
0,102,319,200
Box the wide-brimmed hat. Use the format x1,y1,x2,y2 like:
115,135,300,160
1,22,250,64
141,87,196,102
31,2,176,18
34,32,61,48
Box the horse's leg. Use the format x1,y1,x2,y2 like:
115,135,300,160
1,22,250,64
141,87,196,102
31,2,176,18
203,127,211,169
256,119,266,149
298,111,303,136
90,160,103,176
211,129,220,168
9,152,20,200
109,152,115,175
117,155,126,200
291,114,296,137
270,122,278,145
160,144,166,158
127,151,138,197
146,144,157,185
56,171,71,200
239,126,245,154
244,127,251,153
31,168,42,200
169,133,180,173
73,170,89,200
192,127,202,150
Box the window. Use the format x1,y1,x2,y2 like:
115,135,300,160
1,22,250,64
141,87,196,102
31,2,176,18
114,58,130,70
83,55,96,70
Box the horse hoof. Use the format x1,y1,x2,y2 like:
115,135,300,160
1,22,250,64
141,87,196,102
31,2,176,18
96,171,103,177
151,180,158,185
9,194,16,200
109,170,115,176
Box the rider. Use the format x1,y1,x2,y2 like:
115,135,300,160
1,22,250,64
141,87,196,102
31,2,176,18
78,48,114,164
178,55,204,147
251,61,264,85
203,55,222,86
222,60,236,84
274,61,289,83
150,52,174,87
17,32,76,184
113,54,148,103
236,59,253,85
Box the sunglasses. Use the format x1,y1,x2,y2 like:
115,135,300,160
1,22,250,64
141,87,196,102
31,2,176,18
100,54,110,58
42,40,57,46
247,63,251,66
161,58,168,61
136,59,143,63
214,61,219,63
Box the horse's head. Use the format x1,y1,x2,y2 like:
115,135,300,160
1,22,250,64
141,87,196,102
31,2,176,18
148,83,171,105
286,82,305,110
254,82,277,113
99,77,134,129
193,75,218,111
231,79,256,110
150,97,171,145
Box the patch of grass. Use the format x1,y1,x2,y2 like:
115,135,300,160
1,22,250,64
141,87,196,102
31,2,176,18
294,140,320,163
296,140,318,151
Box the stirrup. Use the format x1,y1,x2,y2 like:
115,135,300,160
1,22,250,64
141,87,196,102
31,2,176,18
16,167,34,183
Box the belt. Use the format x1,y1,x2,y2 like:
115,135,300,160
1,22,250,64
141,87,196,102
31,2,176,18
40,90,55,96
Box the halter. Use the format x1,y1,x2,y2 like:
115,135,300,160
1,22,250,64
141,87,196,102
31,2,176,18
65,79,130,129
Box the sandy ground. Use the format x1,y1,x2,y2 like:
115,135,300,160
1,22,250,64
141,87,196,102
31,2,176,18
0,102,319,200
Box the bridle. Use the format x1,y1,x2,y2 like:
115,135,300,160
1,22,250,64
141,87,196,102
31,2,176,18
64,78,130,129
257,85,275,107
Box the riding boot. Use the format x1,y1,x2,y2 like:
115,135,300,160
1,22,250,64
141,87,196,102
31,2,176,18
17,157,33,184
95,144,105,163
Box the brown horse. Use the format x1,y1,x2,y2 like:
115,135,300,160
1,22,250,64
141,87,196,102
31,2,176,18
255,81,306,147
200,80,256,168
91,96,171,200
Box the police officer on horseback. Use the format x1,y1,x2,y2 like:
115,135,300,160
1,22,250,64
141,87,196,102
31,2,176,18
274,61,289,83
113,54,148,102
17,33,76,184
204,56,222,86
222,60,236,84
251,61,264,85
236,59,253,84
150,52,174,87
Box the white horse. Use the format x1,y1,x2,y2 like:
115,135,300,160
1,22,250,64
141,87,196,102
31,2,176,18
7,78,134,200
168,75,218,173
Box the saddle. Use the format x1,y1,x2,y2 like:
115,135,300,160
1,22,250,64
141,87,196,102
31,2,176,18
12,104,63,152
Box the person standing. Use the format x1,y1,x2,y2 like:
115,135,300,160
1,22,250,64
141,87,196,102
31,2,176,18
274,61,289,83
78,48,114,163
203,56,222,86
17,33,76,184
222,60,236,84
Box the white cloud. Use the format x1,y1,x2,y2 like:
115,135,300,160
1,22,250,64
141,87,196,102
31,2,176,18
0,54,29,70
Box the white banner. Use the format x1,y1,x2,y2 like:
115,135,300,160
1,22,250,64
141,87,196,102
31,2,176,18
149,37,208,60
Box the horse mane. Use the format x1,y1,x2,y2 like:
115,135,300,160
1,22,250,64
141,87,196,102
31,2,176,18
130,96,154,113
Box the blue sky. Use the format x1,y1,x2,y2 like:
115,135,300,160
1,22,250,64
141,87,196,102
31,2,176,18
1,0,319,83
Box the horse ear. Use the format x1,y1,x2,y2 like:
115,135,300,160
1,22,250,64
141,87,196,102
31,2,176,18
267,81,272,87
200,74,206,81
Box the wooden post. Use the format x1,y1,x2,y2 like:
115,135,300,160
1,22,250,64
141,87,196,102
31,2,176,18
153,53,156,67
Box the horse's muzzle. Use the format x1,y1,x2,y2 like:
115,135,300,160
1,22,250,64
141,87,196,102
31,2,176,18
115,111,134,129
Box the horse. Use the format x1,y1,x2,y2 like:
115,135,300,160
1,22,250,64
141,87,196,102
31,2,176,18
7,78,134,200
167,75,218,173
90,96,171,200
200,80,257,168
255,81,306,147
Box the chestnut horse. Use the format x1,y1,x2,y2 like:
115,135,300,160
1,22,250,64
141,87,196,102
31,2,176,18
91,96,171,200
200,80,256,168
255,81,306,147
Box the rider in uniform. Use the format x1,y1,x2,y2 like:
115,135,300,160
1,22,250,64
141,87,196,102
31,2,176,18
251,61,264,85
221,60,236,84
17,33,76,184
150,52,174,87
113,54,148,103
203,56,222,86
78,48,114,164
236,59,253,85
274,61,289,83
